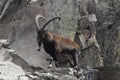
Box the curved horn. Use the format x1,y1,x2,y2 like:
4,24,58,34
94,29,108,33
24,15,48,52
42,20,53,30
41,17,61,30
35,14,46,30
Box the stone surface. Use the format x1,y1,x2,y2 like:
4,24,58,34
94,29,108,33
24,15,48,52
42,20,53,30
25,68,98,80
96,65,120,80
0,0,120,79
0,39,33,72
96,0,120,66
0,62,29,80
0,0,104,70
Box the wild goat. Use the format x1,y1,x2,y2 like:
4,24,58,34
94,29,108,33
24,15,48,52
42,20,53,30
35,15,81,70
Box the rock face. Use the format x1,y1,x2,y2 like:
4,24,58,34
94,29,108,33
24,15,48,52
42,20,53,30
0,0,80,69
0,39,29,80
96,0,120,66
96,65,120,80
0,0,51,69
0,62,29,80
0,0,102,70
0,39,33,72
0,0,120,79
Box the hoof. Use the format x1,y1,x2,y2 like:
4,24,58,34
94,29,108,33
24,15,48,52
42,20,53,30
74,65,80,71
48,64,53,69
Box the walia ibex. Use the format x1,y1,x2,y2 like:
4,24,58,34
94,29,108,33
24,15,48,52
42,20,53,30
35,14,81,70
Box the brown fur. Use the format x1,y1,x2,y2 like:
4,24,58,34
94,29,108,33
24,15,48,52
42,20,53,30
52,33,80,49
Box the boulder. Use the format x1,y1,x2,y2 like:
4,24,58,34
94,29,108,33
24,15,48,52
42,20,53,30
0,62,29,80
0,39,33,72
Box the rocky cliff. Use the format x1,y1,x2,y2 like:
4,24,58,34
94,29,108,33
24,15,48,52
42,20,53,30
0,0,120,80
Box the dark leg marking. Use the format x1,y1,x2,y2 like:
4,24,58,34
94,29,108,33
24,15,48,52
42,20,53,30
71,49,80,71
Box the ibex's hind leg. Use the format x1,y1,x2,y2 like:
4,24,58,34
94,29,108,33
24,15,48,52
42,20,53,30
47,56,59,68
71,49,80,71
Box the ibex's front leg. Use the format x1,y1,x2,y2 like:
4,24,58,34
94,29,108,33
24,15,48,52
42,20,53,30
53,41,60,67
47,57,53,69
48,53,59,67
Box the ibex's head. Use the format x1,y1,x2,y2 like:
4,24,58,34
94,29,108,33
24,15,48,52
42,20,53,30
35,14,61,51
37,30,45,51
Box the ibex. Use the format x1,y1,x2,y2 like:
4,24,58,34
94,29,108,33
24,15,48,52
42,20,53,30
35,15,81,70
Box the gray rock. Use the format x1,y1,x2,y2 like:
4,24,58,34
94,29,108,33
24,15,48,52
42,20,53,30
95,65,120,80
0,62,29,80
0,39,33,72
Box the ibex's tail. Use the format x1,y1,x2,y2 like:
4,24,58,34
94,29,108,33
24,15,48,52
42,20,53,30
41,17,61,30
35,15,46,30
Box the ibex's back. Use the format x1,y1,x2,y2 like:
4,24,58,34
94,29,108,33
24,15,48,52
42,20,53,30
52,33,80,49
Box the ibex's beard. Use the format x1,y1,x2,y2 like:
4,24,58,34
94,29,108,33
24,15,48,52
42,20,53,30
37,43,42,51
37,37,42,51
